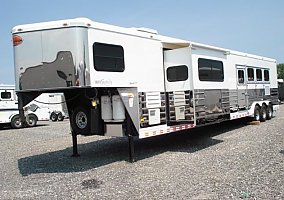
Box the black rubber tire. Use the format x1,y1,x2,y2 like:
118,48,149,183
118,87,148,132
266,105,273,120
57,112,64,121
253,106,261,121
260,105,267,122
11,115,23,129
26,114,38,127
71,107,90,135
50,112,58,122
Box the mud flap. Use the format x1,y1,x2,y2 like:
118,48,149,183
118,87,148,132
90,107,104,135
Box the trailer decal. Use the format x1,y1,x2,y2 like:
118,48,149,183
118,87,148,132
139,123,195,138
19,51,76,90
230,111,250,120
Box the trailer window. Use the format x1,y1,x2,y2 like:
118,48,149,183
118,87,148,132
264,70,270,81
247,68,254,81
1,92,11,99
256,69,262,81
93,43,125,72
167,65,188,82
238,70,245,84
198,58,224,82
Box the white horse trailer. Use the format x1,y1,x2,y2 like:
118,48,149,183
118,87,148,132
35,93,68,122
0,85,49,128
12,18,279,161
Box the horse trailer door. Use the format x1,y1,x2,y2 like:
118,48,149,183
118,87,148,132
236,65,248,109
163,47,193,124
163,47,192,92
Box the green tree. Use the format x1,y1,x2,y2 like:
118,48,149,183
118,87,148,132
277,63,284,79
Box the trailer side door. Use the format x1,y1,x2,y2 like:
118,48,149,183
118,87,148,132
236,65,248,109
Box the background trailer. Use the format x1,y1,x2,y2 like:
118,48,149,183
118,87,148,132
0,85,67,128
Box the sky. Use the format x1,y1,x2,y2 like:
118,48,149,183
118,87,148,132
1,0,284,84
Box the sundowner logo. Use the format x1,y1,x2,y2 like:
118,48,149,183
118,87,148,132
95,79,112,86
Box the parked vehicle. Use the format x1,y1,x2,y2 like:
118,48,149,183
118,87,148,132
0,85,49,128
0,85,67,128
35,93,68,122
12,18,279,161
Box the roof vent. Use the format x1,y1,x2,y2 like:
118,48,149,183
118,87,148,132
135,27,158,34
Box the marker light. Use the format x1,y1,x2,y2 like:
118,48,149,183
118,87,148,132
75,79,80,86
13,35,23,46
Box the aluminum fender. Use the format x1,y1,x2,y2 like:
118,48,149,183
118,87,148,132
117,88,139,133
8,112,19,122
248,101,271,117
272,105,279,116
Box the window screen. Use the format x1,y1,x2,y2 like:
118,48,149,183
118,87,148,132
264,70,269,81
198,58,224,82
256,69,262,81
93,42,125,72
167,65,188,82
1,92,11,99
247,68,254,81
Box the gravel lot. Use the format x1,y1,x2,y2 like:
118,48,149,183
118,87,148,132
0,105,283,200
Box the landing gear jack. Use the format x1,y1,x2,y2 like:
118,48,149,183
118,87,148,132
71,132,136,162
18,93,26,128
71,131,80,157
128,135,135,163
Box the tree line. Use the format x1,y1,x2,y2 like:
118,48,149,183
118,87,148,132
278,63,284,80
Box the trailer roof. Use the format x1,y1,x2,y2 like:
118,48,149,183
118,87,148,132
12,17,160,40
12,18,92,33
12,18,276,63
190,42,276,63
0,84,15,90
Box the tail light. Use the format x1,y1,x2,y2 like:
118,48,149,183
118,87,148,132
13,35,23,46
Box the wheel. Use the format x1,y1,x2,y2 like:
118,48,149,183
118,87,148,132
26,114,38,127
260,105,267,122
50,112,58,122
266,105,273,120
253,106,260,121
71,107,90,135
11,115,23,129
57,112,64,121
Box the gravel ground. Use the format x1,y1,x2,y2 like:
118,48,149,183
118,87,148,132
0,105,283,200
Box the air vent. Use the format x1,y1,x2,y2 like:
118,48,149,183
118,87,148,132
145,92,161,108
133,27,158,34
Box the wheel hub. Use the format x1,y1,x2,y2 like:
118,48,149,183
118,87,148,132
262,111,266,119
76,111,87,129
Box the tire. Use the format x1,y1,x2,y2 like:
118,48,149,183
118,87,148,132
57,112,64,121
266,105,273,120
11,115,23,129
253,106,260,121
26,114,38,127
71,107,90,135
260,105,267,122
50,112,58,122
